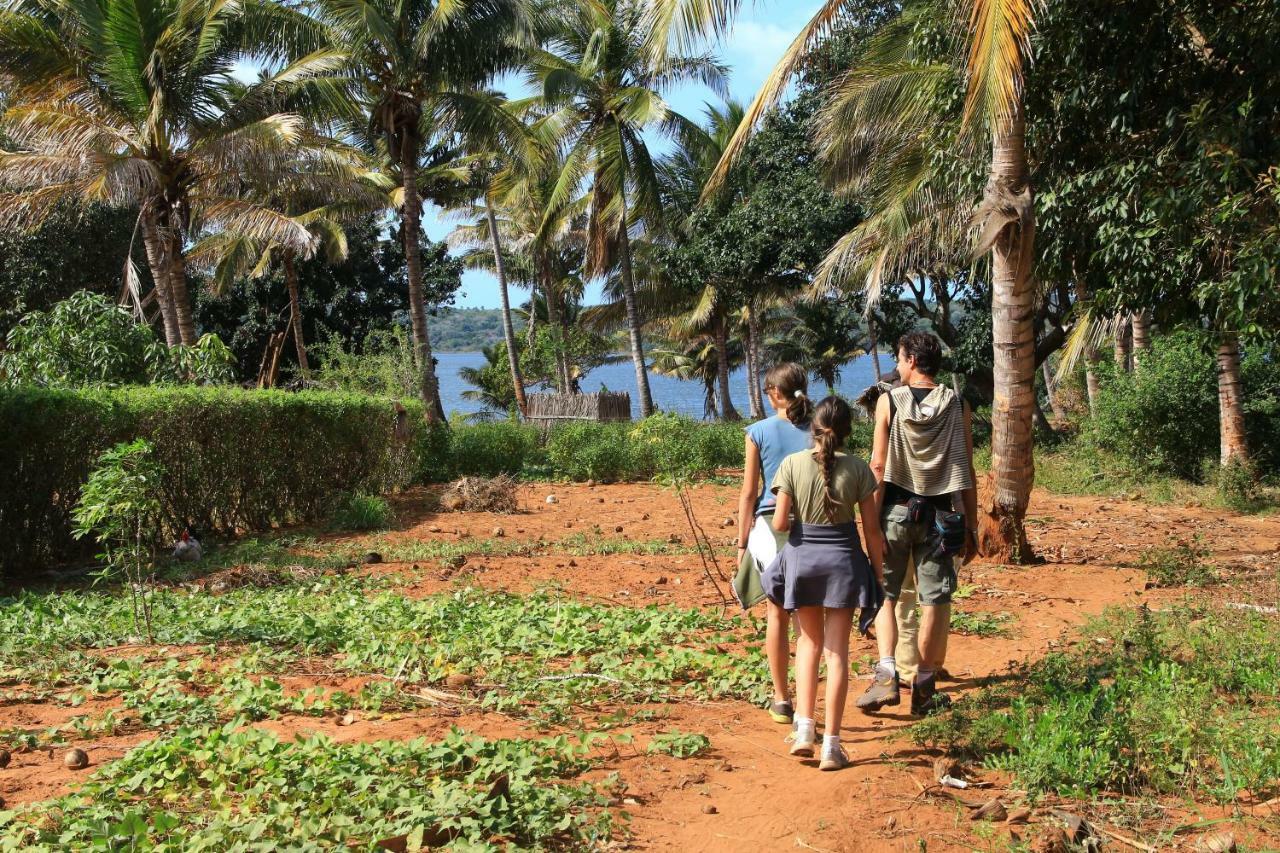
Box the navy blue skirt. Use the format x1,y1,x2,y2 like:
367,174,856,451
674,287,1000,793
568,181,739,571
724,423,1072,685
762,522,884,631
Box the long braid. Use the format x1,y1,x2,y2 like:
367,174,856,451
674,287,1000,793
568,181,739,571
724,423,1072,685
813,426,840,523
810,396,854,523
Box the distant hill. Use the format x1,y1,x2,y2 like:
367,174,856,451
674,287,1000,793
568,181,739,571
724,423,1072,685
431,308,526,352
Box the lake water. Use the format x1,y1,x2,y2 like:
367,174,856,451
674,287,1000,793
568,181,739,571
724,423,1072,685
435,351,885,419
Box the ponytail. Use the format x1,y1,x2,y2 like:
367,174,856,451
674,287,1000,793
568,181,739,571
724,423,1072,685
764,363,813,425
810,396,854,523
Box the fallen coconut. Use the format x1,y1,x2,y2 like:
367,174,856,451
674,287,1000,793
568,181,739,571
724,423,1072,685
64,748,88,770
546,494,558,504
0,748,9,768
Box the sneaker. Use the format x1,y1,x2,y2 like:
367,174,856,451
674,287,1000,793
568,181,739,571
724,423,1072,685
768,699,794,725
910,674,953,716
787,728,816,758
855,671,901,712
819,743,850,771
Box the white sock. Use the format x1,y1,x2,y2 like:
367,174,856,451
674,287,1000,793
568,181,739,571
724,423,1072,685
822,734,841,752
877,657,897,679
917,666,935,683
795,716,815,739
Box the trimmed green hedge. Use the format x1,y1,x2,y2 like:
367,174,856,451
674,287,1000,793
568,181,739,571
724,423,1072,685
1,386,788,576
1,387,420,575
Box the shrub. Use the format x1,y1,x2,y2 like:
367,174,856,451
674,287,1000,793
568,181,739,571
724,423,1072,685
1,291,234,387
330,493,393,532
546,422,633,482
1086,331,1218,479
0,387,421,576
450,421,537,477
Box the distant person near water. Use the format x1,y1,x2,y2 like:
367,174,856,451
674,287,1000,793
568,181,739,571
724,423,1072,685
858,332,978,717
733,363,813,727
762,396,884,771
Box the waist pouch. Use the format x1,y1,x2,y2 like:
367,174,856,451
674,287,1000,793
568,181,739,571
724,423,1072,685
906,496,935,525
934,511,967,557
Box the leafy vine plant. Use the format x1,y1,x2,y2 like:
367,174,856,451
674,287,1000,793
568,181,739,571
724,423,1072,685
72,439,165,642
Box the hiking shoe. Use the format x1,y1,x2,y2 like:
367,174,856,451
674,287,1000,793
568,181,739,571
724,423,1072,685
855,672,901,712
910,674,953,716
818,743,850,771
787,729,816,758
768,699,794,725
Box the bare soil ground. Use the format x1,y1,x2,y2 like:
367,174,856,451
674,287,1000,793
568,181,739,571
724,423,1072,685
4,479,1279,851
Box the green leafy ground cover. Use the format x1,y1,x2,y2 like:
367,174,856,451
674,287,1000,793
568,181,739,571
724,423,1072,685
1,726,614,850
912,605,1280,805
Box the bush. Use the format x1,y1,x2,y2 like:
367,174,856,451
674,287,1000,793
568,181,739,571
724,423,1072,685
0,387,421,576
1,291,235,387
1086,331,1218,479
449,421,537,478
546,422,634,482
330,493,393,531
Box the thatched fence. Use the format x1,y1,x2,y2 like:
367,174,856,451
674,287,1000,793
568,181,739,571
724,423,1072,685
526,392,632,429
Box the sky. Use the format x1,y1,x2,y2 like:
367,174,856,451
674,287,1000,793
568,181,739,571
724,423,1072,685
435,2,826,309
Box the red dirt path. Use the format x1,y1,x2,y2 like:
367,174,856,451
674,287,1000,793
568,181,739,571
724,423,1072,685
4,479,1279,850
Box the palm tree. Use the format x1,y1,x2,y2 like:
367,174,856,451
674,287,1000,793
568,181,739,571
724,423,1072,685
647,0,1041,559
531,0,727,417
459,343,519,417
317,0,531,422
451,145,591,397
0,0,332,346
188,143,392,377
651,335,744,420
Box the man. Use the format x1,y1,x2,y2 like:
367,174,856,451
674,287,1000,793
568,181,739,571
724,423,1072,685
856,332,978,716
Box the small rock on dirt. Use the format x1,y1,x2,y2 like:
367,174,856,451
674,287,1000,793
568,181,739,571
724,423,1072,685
596,497,605,504
63,748,88,770
364,552,383,564
564,521,573,528
655,576,668,585
0,748,9,768
445,673,474,689
338,712,356,726
700,804,718,815
545,494,558,504
970,799,1007,822
492,527,505,537
642,513,651,520
1194,832,1237,853
720,517,733,528
568,559,578,568
614,525,623,533
667,534,682,544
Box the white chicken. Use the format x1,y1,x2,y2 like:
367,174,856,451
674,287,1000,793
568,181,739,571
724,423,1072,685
172,529,203,562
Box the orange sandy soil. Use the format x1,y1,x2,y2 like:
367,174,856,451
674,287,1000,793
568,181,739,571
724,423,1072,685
4,479,1280,851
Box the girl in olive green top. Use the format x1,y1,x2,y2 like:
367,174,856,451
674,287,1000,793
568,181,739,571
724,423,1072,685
762,397,885,771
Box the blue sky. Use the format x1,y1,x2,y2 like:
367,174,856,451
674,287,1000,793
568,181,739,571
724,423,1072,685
435,2,825,309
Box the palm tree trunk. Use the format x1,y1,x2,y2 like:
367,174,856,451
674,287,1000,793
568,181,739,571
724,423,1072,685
558,304,574,393
399,139,446,423
616,209,655,417
485,197,527,415
1216,331,1250,466
1041,360,1065,422
1114,313,1133,371
745,305,765,419
542,271,568,393
283,252,309,378
869,315,884,380
981,106,1036,563
162,215,197,346
714,315,740,421
1131,308,1152,368
140,211,180,347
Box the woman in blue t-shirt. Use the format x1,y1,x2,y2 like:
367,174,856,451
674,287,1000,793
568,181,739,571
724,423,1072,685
734,363,814,725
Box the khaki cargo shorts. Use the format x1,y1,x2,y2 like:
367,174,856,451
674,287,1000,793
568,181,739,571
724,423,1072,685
880,504,956,605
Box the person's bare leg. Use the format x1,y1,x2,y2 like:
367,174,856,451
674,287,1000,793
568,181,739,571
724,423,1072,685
873,596,898,660
765,600,791,703
912,603,952,714
822,608,854,736
791,607,824,756
895,564,920,684
918,603,950,668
